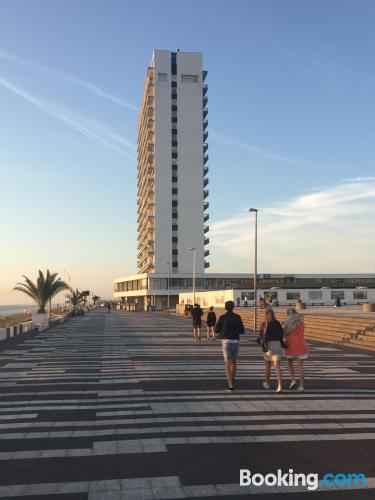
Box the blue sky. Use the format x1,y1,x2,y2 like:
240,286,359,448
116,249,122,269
1,0,375,304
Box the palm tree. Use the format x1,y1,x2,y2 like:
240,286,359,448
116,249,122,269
70,289,90,309
92,295,100,306
14,270,69,314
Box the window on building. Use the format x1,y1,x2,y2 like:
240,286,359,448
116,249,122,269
171,92,177,99
172,200,178,206
171,81,177,87
172,188,178,194
171,117,177,123
172,223,178,231
308,291,323,300
353,290,368,300
172,213,178,219
171,65,177,75
172,129,178,135
241,292,255,300
171,105,177,111
158,72,167,81
172,176,178,183
172,236,178,243
181,74,199,82
172,140,178,147
331,291,345,300
172,261,178,267
172,164,178,170
286,292,300,300
172,249,178,255
172,152,178,159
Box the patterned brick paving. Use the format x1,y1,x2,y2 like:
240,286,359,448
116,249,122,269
1,310,375,499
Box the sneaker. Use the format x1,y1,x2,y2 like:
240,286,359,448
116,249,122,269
262,381,271,390
297,386,304,392
289,380,297,390
226,386,234,392
275,386,283,394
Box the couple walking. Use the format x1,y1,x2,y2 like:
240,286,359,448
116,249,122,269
191,304,216,340
258,308,308,393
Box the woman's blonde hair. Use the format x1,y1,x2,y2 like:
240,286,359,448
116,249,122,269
286,307,297,316
265,307,275,323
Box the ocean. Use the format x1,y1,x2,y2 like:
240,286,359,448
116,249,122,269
0,304,37,316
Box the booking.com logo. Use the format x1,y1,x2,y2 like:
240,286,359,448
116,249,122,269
240,469,366,491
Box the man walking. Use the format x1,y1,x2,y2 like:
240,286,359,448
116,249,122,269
191,303,203,341
215,301,245,392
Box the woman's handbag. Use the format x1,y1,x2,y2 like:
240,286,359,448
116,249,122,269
257,323,268,353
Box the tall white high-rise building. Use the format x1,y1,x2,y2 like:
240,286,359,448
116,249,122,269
137,49,209,275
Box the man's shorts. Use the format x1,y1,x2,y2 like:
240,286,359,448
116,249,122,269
222,340,239,361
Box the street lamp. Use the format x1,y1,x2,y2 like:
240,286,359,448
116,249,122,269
249,208,258,333
166,262,171,314
188,247,196,305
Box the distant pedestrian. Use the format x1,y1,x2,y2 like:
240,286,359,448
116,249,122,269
236,297,240,307
192,303,203,341
215,300,245,392
107,304,111,313
244,296,248,307
206,306,217,340
258,308,284,393
284,308,308,392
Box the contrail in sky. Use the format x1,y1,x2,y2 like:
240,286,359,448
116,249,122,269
0,48,139,111
210,129,321,169
0,77,136,160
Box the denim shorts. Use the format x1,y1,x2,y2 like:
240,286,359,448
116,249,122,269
222,340,239,361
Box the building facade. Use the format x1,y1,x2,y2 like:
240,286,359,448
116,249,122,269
114,273,375,311
137,49,209,275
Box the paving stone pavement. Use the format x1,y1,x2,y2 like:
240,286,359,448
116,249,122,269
1,309,375,499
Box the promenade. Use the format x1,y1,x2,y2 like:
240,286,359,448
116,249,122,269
1,310,375,499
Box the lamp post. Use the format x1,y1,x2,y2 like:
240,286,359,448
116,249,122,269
166,262,170,313
249,208,258,332
188,247,196,305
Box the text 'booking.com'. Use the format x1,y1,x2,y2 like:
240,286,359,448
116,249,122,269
240,469,366,491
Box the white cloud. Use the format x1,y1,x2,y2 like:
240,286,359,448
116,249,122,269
0,49,139,111
0,77,136,160
210,177,375,273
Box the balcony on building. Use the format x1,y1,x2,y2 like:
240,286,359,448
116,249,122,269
203,189,209,199
203,96,208,108
204,201,209,211
203,165,209,177
203,154,209,164
203,119,208,130
203,143,208,154
203,108,208,120
203,177,209,188
204,225,209,234
204,213,209,223
202,84,208,96
202,70,207,82
204,237,209,246
204,249,210,257
204,261,210,269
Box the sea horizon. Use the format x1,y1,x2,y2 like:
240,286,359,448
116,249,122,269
0,304,38,316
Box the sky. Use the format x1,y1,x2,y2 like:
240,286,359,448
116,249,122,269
1,0,375,304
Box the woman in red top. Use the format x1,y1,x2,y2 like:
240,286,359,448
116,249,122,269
284,308,308,392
